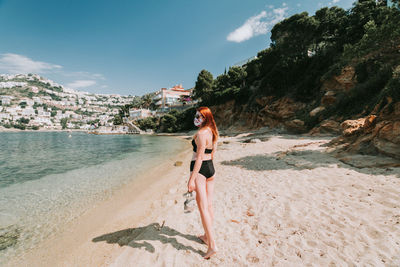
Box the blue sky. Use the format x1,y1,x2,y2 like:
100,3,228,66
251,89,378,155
0,0,354,96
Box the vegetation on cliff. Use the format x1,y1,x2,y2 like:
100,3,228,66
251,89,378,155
193,0,400,130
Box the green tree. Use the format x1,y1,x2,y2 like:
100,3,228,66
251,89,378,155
160,114,177,133
113,114,123,125
193,69,214,103
60,118,68,129
271,12,319,60
17,117,30,124
141,93,154,109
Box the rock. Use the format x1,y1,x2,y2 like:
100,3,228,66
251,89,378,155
377,121,400,144
364,115,377,129
372,138,400,159
341,115,376,136
0,225,20,251
223,141,230,144
309,106,325,117
249,138,261,143
341,118,366,136
262,97,304,120
324,90,336,96
309,120,341,135
321,94,336,105
284,119,306,133
174,161,183,166
255,96,269,107
320,120,341,133
321,66,356,92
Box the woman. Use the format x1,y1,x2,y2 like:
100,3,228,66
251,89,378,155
187,106,219,259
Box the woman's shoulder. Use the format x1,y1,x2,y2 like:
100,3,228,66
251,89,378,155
199,127,212,136
194,128,212,140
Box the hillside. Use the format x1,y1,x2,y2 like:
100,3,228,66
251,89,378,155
0,74,135,130
189,0,400,159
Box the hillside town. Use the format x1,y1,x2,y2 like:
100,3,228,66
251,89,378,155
0,74,194,132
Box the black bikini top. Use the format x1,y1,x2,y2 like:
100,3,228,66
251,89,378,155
192,139,213,154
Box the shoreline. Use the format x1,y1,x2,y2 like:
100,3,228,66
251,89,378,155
4,134,193,267
5,131,400,266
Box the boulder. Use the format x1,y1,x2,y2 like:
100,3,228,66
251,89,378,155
341,115,377,136
309,106,325,117
309,120,341,135
373,138,400,159
321,95,336,106
284,119,306,133
377,121,400,144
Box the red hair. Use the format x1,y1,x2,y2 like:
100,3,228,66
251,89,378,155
197,106,219,144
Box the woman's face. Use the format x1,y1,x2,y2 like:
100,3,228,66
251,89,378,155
194,111,204,127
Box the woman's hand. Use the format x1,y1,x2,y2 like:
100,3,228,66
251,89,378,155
187,177,196,192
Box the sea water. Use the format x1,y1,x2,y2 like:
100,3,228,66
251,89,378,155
0,131,188,264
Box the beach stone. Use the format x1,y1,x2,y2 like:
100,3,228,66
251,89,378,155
174,161,183,166
284,119,306,133
0,225,20,251
321,94,337,106
309,120,341,135
341,115,377,136
249,139,261,143
309,106,325,117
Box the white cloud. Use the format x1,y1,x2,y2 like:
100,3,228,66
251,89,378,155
67,80,96,89
0,53,105,90
328,0,340,5
0,53,62,74
227,6,288,43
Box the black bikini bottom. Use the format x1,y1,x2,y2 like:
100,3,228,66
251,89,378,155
190,160,215,179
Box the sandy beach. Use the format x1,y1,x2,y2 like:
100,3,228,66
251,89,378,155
7,130,400,266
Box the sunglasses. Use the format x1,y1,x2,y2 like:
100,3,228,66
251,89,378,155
195,114,203,119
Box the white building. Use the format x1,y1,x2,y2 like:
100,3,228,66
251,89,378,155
0,96,13,105
20,98,34,106
32,97,42,104
129,108,154,120
152,85,192,110
22,107,35,116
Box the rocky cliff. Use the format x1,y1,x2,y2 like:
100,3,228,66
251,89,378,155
210,65,400,160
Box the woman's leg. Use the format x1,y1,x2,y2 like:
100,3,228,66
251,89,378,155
199,176,215,244
195,174,217,258
206,177,215,223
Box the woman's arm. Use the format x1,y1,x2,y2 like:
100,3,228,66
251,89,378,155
211,140,217,160
188,131,207,191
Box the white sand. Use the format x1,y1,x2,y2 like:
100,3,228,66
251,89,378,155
8,133,400,266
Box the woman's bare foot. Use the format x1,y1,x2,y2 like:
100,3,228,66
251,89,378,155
198,234,207,245
203,247,217,259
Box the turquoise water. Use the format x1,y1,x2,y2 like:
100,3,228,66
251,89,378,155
0,132,188,264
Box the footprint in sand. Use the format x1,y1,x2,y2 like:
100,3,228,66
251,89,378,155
307,240,317,247
365,226,382,239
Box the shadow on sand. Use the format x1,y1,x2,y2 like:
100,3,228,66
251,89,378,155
92,223,204,256
221,149,400,178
